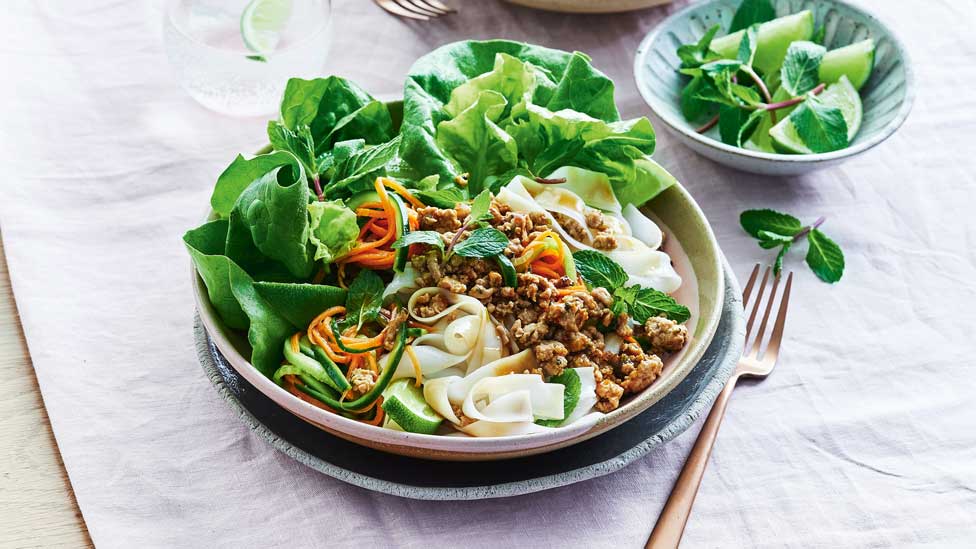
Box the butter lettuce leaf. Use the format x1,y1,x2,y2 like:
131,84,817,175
210,151,301,218
436,90,518,193
307,200,358,262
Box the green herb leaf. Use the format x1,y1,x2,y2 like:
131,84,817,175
328,135,403,197
573,250,628,290
468,189,494,223
740,209,804,238
719,105,762,147
790,98,849,153
780,41,827,96
535,368,581,427
392,230,445,252
246,54,267,63
452,227,510,258
680,75,718,123
812,25,826,45
267,122,317,179
729,0,775,32
677,24,721,69
737,24,760,66
416,187,467,209
757,229,794,249
773,241,791,275
343,270,385,330
805,228,845,282
618,286,691,324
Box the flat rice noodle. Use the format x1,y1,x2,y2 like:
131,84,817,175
532,166,622,214
383,263,419,299
622,203,662,250
531,187,594,244
446,349,538,403
607,238,681,293
462,374,565,422
407,288,483,324
423,375,462,424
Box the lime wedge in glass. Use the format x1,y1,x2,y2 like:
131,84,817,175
241,0,293,57
381,378,443,434
769,76,863,154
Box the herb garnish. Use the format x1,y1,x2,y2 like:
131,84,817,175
675,0,853,152
535,368,581,427
392,231,445,253
452,227,510,258
342,270,384,330
740,209,845,282
572,250,691,324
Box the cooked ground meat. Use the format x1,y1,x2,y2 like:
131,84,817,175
639,316,689,354
382,308,408,350
552,212,589,243
348,368,377,398
412,291,449,319
402,201,687,412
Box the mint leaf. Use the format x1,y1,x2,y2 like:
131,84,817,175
393,230,445,252
680,76,719,122
790,98,849,153
737,24,760,66
573,250,628,290
812,25,826,45
757,229,794,249
416,187,466,209
267,122,317,179
729,0,775,32
805,228,844,282
677,24,721,69
468,189,493,223
740,209,803,238
452,227,509,258
719,105,762,147
535,369,581,427
773,242,791,275
780,41,827,96
620,286,691,324
343,270,384,330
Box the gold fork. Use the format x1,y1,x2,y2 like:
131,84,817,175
374,0,456,20
646,265,793,549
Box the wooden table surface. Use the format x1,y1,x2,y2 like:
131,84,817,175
0,232,92,547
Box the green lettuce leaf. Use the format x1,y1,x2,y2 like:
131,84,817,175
278,77,393,154
225,162,314,280
209,151,301,218
436,90,518,193
253,282,347,329
307,200,358,262
184,219,248,329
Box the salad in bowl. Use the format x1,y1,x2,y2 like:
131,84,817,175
187,40,722,454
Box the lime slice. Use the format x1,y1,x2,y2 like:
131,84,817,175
241,0,293,56
381,379,443,434
710,11,815,74
819,39,875,90
769,76,862,154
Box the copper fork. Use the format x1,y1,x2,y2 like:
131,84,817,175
374,0,456,20
646,265,793,548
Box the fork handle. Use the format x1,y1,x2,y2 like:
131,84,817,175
646,373,740,549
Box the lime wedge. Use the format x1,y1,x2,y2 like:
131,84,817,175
769,76,862,154
819,39,875,90
241,0,293,56
381,379,443,434
710,11,815,74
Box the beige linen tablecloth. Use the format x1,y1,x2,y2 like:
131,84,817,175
1,0,974,547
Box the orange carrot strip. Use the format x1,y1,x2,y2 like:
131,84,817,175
290,333,301,353
366,350,379,374
406,345,423,387
355,208,389,218
531,264,562,279
381,178,425,209
363,398,385,426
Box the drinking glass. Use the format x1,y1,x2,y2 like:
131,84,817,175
163,0,332,116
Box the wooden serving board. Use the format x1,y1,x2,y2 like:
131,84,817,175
502,0,671,14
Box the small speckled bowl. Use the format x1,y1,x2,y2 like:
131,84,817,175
193,101,726,461
634,0,914,175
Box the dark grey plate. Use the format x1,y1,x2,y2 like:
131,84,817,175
196,261,744,500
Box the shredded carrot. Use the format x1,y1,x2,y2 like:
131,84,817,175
531,263,562,279
406,345,422,387
408,321,429,330
311,268,326,284
366,350,379,373
357,201,384,210
308,306,350,364
355,208,389,218
381,177,425,209
337,263,348,289
345,353,363,377
362,397,385,425
290,333,301,353
557,285,587,296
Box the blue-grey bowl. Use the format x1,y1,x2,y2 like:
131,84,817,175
634,0,914,176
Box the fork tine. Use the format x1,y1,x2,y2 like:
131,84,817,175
762,272,793,363
741,264,761,307
747,273,781,358
414,0,455,13
744,267,770,344
396,0,443,16
374,0,430,19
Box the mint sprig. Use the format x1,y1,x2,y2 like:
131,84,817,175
740,209,845,283
572,251,690,323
